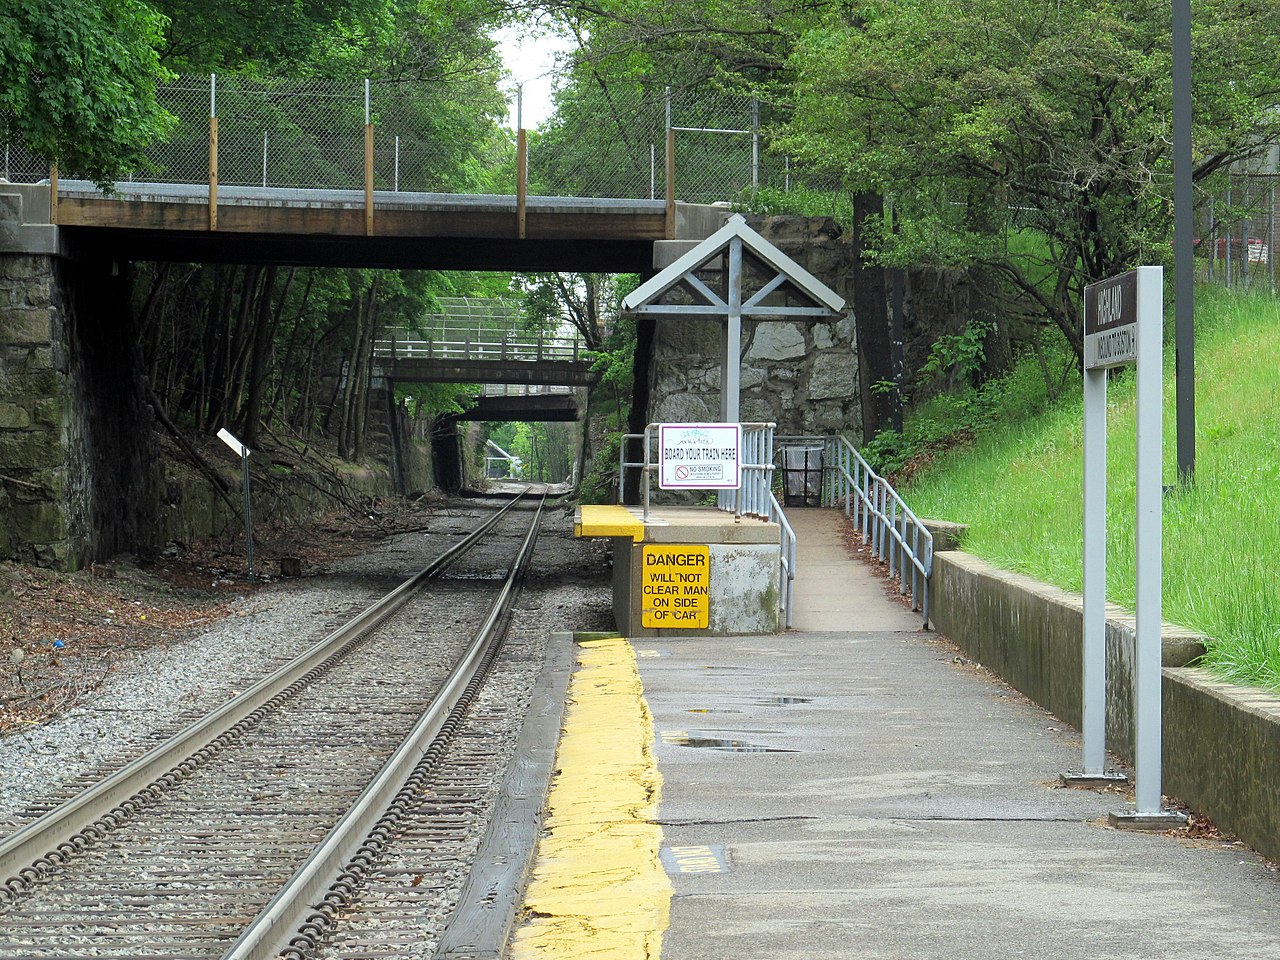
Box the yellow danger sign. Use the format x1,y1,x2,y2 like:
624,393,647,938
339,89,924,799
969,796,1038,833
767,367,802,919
641,544,710,629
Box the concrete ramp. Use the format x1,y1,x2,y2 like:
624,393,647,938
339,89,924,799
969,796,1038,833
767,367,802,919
787,507,922,632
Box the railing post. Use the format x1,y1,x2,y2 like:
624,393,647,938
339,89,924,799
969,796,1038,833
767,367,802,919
911,526,920,608
888,500,897,580
877,484,887,561
49,163,58,226
364,79,374,237
209,74,218,231
899,512,908,595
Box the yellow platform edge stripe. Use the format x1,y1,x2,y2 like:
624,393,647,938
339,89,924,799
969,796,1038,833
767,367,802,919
574,504,645,542
510,636,671,958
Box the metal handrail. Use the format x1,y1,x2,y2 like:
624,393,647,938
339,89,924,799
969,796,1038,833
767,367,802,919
616,423,796,628
833,436,932,626
372,332,585,363
768,491,797,629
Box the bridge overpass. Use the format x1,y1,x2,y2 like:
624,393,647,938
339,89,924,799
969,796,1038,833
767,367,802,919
2,180,725,273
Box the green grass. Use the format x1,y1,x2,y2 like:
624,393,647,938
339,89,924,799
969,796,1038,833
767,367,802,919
902,284,1280,688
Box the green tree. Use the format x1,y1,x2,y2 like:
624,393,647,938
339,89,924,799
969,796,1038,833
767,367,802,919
0,0,173,186
782,0,1280,362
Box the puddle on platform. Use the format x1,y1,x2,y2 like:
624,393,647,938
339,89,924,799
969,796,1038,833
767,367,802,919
663,730,797,753
686,708,743,715
750,696,813,706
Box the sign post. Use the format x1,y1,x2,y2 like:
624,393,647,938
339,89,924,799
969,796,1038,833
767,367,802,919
1066,267,1185,828
217,427,255,580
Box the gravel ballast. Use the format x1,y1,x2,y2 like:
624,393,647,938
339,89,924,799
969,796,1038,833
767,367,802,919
0,498,613,831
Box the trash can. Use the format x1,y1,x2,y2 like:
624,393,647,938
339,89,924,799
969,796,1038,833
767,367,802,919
782,445,824,507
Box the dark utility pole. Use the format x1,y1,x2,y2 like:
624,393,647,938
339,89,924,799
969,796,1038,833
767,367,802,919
1173,0,1195,483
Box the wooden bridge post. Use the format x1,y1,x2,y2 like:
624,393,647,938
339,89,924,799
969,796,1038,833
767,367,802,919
516,128,527,240
208,74,218,231
665,86,675,240
49,163,58,226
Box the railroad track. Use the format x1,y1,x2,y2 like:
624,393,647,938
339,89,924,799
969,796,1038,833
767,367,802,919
0,490,548,959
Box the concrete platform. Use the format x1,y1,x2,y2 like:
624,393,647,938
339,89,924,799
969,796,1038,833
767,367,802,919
510,509,1280,959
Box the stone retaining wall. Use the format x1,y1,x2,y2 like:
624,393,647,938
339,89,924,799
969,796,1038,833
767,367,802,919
929,548,1280,862
0,253,84,566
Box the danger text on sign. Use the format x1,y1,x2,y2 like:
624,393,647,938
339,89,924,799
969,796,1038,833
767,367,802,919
641,545,710,629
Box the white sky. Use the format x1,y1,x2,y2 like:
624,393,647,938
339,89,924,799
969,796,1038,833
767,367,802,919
493,25,576,130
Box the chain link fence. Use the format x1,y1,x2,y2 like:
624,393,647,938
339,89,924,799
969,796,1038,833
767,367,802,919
1198,171,1278,294
4,80,839,206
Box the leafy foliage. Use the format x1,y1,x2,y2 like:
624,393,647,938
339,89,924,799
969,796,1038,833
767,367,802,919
782,0,1280,360
0,0,174,186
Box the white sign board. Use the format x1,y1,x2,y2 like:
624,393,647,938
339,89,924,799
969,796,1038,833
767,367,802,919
658,423,741,490
217,427,249,459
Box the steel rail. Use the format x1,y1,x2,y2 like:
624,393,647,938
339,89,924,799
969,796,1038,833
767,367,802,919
226,491,547,960
0,492,527,891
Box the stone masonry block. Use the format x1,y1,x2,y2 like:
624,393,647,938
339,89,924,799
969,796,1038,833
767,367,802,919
24,280,52,307
1,256,39,281
0,430,64,470
33,397,62,427
1,306,53,344
0,401,32,428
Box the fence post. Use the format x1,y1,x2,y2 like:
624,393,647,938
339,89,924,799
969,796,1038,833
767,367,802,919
1225,179,1233,284
209,74,218,231
1206,197,1215,283
516,85,527,240
394,135,400,192
262,130,268,187
364,79,374,237
1264,179,1274,295
751,98,760,189
665,87,676,240
49,163,58,226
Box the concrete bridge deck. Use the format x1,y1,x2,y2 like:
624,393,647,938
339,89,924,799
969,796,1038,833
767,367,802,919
4,180,727,272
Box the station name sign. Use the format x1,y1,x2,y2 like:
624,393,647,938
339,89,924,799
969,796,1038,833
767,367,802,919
658,423,742,490
1084,270,1138,370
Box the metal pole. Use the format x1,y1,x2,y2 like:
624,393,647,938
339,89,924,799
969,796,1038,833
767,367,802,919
394,136,400,192
1081,366,1108,776
1207,198,1216,283
1133,265,1167,818
242,450,255,580
517,84,523,132
1225,180,1233,284
751,98,759,189
1172,0,1195,484
651,144,656,200
262,131,268,187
